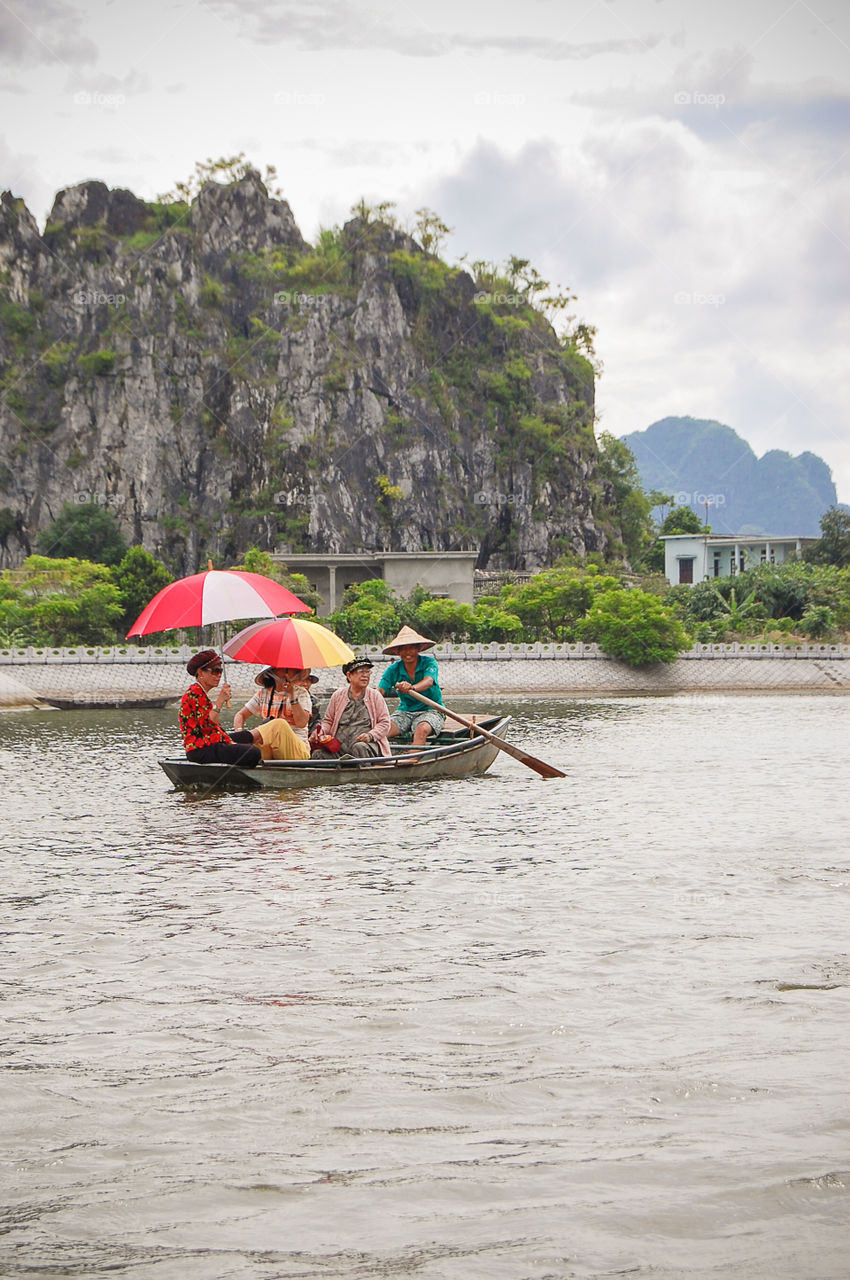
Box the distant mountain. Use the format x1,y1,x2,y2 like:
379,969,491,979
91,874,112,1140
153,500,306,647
621,416,837,536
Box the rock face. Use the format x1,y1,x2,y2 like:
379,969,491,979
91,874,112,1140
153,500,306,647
0,170,619,572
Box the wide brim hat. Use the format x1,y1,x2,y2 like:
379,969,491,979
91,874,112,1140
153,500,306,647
255,666,319,686
382,625,436,655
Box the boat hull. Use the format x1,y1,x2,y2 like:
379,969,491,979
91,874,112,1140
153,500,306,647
159,716,511,790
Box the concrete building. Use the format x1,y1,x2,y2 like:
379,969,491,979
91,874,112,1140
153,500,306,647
271,551,477,612
661,534,814,587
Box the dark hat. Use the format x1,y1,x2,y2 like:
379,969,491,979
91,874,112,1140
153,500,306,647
187,649,221,676
342,656,374,675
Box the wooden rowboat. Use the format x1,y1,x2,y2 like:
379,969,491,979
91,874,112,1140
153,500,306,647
159,714,512,790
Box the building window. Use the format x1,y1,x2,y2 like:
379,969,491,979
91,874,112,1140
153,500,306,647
713,553,721,577
678,558,694,585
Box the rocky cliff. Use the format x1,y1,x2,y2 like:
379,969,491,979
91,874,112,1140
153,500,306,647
0,170,618,572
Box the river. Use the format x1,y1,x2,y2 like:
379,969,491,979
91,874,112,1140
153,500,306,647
1,694,847,1279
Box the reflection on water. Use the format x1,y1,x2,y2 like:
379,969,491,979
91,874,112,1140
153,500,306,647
1,695,848,1279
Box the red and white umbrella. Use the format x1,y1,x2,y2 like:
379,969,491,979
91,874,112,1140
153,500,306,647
127,570,311,637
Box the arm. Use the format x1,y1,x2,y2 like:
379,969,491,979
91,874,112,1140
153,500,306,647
396,657,436,694
234,691,262,731
377,663,397,699
285,688,311,729
396,674,434,693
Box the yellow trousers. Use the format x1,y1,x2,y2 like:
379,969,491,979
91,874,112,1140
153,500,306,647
255,720,311,761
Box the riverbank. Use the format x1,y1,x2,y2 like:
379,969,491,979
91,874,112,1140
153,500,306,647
1,642,848,708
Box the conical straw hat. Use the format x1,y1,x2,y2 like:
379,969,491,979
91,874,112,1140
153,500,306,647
382,625,436,654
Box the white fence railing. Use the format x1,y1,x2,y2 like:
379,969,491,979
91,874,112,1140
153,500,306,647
1,641,848,665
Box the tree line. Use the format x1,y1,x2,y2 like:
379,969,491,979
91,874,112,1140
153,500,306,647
2,499,848,667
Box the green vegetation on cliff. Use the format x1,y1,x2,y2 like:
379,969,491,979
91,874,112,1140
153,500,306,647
0,162,634,576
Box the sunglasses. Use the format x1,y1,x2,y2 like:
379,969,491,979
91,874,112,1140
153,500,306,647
202,664,223,674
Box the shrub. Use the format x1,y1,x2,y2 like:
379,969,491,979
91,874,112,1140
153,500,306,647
467,604,523,643
413,597,473,642
578,589,690,666
500,567,618,641
77,349,117,377
199,276,224,307
42,342,76,386
798,604,836,638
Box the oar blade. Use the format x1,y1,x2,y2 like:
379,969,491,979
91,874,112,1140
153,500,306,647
499,739,566,779
524,754,566,779
407,688,565,780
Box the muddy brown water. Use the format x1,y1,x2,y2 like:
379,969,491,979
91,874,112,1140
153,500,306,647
1,694,847,1279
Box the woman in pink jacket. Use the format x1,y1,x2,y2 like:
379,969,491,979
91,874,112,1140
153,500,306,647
310,657,391,759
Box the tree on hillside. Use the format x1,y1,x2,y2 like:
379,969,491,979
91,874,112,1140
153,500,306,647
597,434,654,566
649,491,675,524
112,546,173,635
660,505,706,535
36,502,127,567
804,506,850,567
643,504,708,572
413,208,452,256
158,153,282,203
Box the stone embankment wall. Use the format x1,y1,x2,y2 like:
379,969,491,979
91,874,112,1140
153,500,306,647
1,642,848,709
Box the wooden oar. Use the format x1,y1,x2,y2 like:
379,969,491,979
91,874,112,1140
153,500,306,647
405,689,565,780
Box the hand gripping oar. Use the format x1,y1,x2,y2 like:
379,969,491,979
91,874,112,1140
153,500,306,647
405,689,565,780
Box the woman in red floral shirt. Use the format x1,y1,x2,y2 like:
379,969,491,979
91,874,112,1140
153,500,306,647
179,649,262,766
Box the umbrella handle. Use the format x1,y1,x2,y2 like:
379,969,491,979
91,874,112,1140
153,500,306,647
215,624,231,707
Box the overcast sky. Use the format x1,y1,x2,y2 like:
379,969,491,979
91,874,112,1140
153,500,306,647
3,0,849,502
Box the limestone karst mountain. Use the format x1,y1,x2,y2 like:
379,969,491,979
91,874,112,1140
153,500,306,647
0,170,623,572
622,416,838,536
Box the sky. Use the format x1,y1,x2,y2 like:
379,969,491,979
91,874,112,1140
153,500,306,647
2,0,849,503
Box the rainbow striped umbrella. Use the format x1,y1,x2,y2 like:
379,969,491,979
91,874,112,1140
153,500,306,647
222,617,355,669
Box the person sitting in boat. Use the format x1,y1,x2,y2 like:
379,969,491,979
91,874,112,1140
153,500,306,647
233,667,319,750
310,656,391,759
378,626,445,747
180,649,262,766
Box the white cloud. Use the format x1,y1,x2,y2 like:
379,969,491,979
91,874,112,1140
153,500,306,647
2,0,847,502
201,0,664,60
0,0,97,67
423,123,850,500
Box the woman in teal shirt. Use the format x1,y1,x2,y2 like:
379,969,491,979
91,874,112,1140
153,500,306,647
378,625,446,747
